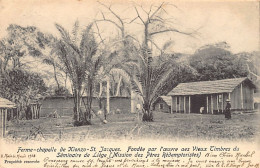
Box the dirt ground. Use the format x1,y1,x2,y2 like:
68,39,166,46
5,111,260,142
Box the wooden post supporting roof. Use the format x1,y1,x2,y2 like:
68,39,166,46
1,109,7,138
39,105,41,118
176,96,177,113
170,97,173,114
222,93,224,113
17,109,20,119
210,95,213,114
241,83,243,109
206,96,209,113
217,95,219,113
32,105,35,119
4,109,7,137
130,91,135,113
0,98,16,138
1,109,3,137
178,96,181,113
252,90,254,109
189,96,191,114
184,96,186,113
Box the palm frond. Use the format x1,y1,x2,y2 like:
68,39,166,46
80,23,97,59
109,68,131,83
72,20,79,44
131,77,143,97
150,67,173,104
55,24,71,42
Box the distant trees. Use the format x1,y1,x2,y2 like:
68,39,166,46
189,42,248,81
54,86,70,96
0,25,48,118
234,51,260,83
0,69,47,118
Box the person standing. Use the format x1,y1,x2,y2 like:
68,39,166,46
225,99,231,119
136,103,141,121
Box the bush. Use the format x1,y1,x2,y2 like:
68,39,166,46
54,86,70,96
73,119,91,126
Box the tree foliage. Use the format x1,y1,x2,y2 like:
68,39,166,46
189,42,248,81
0,25,48,118
52,22,116,125
0,69,47,117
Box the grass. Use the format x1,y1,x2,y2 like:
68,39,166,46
5,111,259,142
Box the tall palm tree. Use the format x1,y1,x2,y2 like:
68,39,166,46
129,48,175,121
126,3,197,121
53,22,100,124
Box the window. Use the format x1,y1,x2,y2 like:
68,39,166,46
177,97,179,104
159,104,164,109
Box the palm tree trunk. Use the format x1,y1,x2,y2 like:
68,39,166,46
53,64,60,89
64,72,68,89
131,90,136,113
142,101,153,121
99,82,103,97
73,88,80,121
115,76,122,96
86,76,93,121
73,83,83,123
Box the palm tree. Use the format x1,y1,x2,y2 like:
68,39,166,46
126,3,197,121
53,22,100,124
129,48,175,121
54,21,126,124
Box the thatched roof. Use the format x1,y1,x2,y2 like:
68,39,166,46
168,77,254,96
0,97,16,108
160,96,172,106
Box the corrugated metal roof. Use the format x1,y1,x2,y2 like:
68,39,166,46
160,96,172,106
0,97,16,108
168,77,250,96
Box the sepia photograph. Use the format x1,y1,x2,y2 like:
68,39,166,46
0,0,259,167
0,0,259,141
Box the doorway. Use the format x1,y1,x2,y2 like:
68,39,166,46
191,95,207,113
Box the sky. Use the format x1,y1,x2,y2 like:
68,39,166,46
0,0,259,89
0,0,259,54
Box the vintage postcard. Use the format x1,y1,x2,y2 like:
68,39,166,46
0,0,259,167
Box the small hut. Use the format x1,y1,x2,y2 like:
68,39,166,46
0,97,16,137
153,96,172,113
